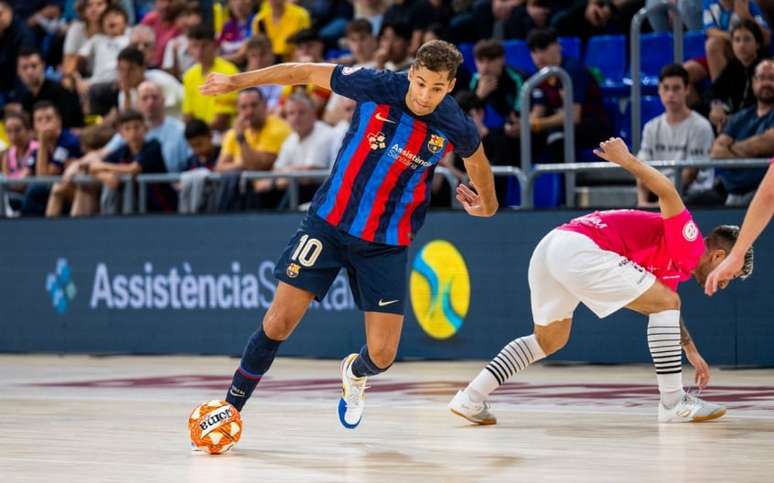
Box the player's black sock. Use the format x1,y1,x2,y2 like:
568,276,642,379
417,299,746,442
225,328,282,411
350,345,390,377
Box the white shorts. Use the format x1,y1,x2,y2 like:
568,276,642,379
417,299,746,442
528,229,656,326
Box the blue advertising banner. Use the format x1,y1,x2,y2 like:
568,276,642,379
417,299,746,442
1,210,772,365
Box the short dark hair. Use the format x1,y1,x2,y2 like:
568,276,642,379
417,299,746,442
659,63,690,85
239,87,265,101
184,118,211,139
187,24,216,42
527,28,558,52
474,39,505,60
706,225,754,279
116,109,145,126
32,100,60,117
17,46,43,61
414,40,463,80
287,28,322,45
346,18,373,37
3,111,32,129
100,4,128,24
117,46,146,67
245,34,273,53
380,21,412,42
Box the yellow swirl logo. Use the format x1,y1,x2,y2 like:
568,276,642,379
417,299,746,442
410,240,470,339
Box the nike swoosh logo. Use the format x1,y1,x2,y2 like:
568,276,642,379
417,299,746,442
378,299,399,307
375,113,396,124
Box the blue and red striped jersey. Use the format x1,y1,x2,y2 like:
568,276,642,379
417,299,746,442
311,65,481,246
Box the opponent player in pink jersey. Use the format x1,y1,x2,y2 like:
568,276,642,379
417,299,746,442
449,137,755,424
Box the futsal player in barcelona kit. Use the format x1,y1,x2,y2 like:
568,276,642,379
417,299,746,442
200,40,498,429
449,137,755,425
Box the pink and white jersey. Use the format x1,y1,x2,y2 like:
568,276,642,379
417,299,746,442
558,209,705,291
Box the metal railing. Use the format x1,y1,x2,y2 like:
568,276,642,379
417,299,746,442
522,158,771,208
630,1,683,153
519,65,576,207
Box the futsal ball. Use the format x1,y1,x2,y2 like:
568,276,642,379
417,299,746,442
188,400,242,454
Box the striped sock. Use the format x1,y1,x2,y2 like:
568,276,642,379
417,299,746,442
466,335,546,403
647,310,684,408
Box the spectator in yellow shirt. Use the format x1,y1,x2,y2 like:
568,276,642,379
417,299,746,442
182,24,240,133
215,87,291,210
251,0,311,60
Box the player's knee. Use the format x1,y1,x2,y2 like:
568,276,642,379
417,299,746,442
367,344,397,369
661,290,681,311
262,306,300,340
534,325,570,355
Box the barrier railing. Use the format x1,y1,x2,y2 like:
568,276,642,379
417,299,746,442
523,158,771,208
630,1,683,153
519,66,576,207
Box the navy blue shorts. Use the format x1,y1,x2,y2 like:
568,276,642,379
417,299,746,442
274,215,407,314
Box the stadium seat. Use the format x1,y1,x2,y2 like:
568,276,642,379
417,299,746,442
619,96,665,145
639,32,673,85
324,48,351,61
584,35,628,97
506,173,564,208
683,31,706,60
504,40,536,73
458,42,476,73
559,36,582,60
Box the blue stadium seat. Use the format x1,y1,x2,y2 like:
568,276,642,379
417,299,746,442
639,32,673,85
619,96,665,145
684,31,706,60
458,42,476,73
584,35,627,97
559,36,582,60
504,40,536,73
324,48,351,61
506,173,564,208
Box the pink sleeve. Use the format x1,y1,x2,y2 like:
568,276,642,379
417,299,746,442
663,210,705,272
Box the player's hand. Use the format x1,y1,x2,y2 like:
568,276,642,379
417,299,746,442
593,137,634,165
199,72,237,96
704,252,743,296
685,348,710,389
456,183,494,217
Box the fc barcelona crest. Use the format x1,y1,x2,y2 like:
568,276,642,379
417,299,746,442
427,134,445,153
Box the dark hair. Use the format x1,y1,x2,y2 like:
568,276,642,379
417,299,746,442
527,28,558,52
414,40,463,80
17,46,43,61
474,39,505,60
3,111,32,129
706,225,754,279
287,28,322,45
184,118,211,139
346,18,373,37
239,87,265,101
245,34,273,53
455,90,483,113
731,19,766,56
187,23,216,42
100,4,127,24
658,63,690,86
380,21,412,42
32,100,61,118
117,46,146,66
116,109,145,126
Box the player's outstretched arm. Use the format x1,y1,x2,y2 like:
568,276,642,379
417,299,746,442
458,144,498,217
199,63,337,96
705,163,774,295
594,137,685,219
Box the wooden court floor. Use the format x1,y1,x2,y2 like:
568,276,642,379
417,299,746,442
1,355,773,483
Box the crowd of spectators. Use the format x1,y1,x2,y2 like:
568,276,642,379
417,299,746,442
0,0,772,217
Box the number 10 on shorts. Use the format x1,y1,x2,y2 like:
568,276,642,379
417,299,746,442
291,235,323,267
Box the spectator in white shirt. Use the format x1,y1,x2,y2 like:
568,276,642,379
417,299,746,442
251,92,334,209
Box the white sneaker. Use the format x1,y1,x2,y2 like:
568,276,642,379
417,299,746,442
338,353,367,429
448,390,497,425
658,392,727,423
